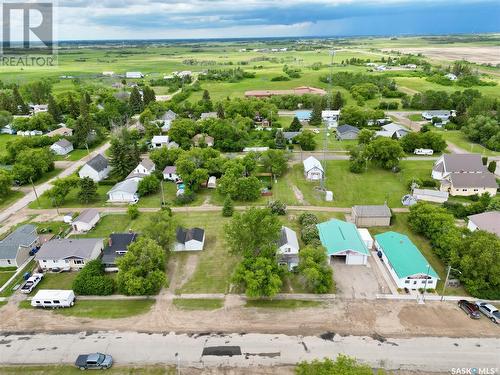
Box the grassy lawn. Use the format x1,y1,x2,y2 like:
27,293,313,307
369,213,468,296
20,299,155,319
0,190,24,211
0,366,176,374
0,260,36,297
172,298,224,310
74,213,155,238
137,181,209,208
0,270,16,288
31,272,78,293
176,212,240,294
291,160,434,207
29,185,110,209
312,130,357,151
31,168,63,186
245,299,323,309
433,129,500,157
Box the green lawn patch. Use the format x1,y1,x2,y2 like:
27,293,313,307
408,114,422,121
32,272,78,293
29,185,110,209
245,299,323,309
173,298,223,310
53,299,155,319
0,190,24,211
0,259,36,297
433,129,500,157
74,213,155,239
0,365,176,374
32,168,63,185
0,270,16,288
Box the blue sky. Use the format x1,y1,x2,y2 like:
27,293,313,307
45,0,500,40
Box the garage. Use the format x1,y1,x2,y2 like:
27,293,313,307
317,219,370,266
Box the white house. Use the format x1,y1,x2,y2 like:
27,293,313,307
127,158,155,179
0,224,38,268
71,209,100,233
374,232,439,290
31,104,48,114
78,154,110,182
102,71,114,76
207,176,217,189
50,139,73,155
36,238,104,271
160,110,177,132
375,123,410,139
174,227,205,251
163,166,180,181
277,226,300,270
467,211,500,237
303,156,324,181
321,110,340,128
126,72,144,79
107,179,140,203
151,135,170,148
422,110,454,122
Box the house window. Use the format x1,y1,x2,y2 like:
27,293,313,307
473,189,479,192
462,189,467,192
74,260,83,265
413,281,417,285
7,260,11,264
405,280,410,284
42,260,47,263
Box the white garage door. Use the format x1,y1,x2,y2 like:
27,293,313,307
346,253,366,265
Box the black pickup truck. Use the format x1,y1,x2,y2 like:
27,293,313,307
75,353,113,370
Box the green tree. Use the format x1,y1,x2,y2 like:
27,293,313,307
224,207,281,257
222,195,234,217
47,95,62,123
288,116,302,131
127,204,139,220
78,177,97,204
366,137,404,169
109,129,141,180
72,259,114,296
296,355,374,375
488,161,497,173
79,95,89,117
233,255,282,298
116,237,167,296
309,100,322,126
12,86,29,115
275,129,286,149
143,86,156,106
0,169,13,198
298,245,333,293
216,102,225,119
72,114,93,148
0,110,13,128
268,200,287,215
261,149,288,177
129,87,144,114
138,174,161,196
46,176,80,206
357,129,375,145
332,91,344,110
141,210,176,251
295,131,316,151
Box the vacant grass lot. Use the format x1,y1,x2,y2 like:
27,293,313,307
29,185,110,209
369,213,468,296
0,365,176,374
245,299,323,309
173,298,224,310
433,129,500,156
291,160,433,207
31,272,78,293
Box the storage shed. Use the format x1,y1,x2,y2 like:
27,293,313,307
351,205,391,227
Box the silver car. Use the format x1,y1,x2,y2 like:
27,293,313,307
476,302,500,324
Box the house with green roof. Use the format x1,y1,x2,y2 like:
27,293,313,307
374,231,439,290
316,219,370,265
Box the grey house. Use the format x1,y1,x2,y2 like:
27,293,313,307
0,224,39,267
101,233,138,271
351,205,392,227
336,125,360,140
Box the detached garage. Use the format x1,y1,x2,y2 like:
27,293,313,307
316,219,370,266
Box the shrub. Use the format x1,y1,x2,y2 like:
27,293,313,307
175,190,196,205
421,179,438,188
127,204,139,220
268,200,287,215
298,212,318,226
222,195,234,217
301,224,319,244
488,161,497,173
137,175,160,196
72,260,114,296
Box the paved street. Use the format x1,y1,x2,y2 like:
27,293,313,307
0,331,498,372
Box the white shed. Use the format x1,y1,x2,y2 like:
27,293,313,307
356,228,374,250
303,156,324,181
207,176,217,189
174,227,205,251
72,208,100,233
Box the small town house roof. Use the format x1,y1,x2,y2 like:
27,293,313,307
73,208,99,224
85,154,108,173
336,125,360,135
352,205,391,218
163,166,177,174
36,238,103,261
303,156,324,173
0,224,38,260
449,172,497,189
467,211,500,237
176,227,205,244
316,219,370,256
53,139,72,149
278,226,299,251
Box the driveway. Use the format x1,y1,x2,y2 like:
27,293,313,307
332,256,390,299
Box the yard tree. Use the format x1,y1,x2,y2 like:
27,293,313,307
275,129,286,149
234,176,261,201
288,116,302,131
72,259,114,296
296,355,373,375
72,114,93,148
202,89,211,101
357,128,375,145
349,145,367,174
109,129,141,179
29,112,55,132
79,95,90,117
309,99,322,126
366,137,404,170
47,95,62,123
222,195,234,217
268,200,287,215
224,207,281,257
169,118,197,149
332,91,344,110
233,253,282,298
129,87,144,114
0,110,12,128
47,175,80,206
12,86,29,114
301,224,320,244
0,169,13,198
138,174,161,196
142,210,177,251
216,102,225,119
116,237,166,296
66,92,80,119
78,177,98,204
261,149,288,177
127,204,139,220
143,86,156,106
298,245,333,294
488,161,497,173
21,79,52,104
295,130,316,151
150,147,183,171
12,148,54,185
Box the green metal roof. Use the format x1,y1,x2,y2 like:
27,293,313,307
316,219,370,256
374,231,439,279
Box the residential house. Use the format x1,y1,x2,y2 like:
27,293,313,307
375,123,410,139
151,135,170,148
18,130,42,137
321,110,340,128
467,211,500,237
295,110,312,123
303,156,324,181
243,147,269,152
245,86,326,98
174,227,205,251
336,125,359,140
107,179,140,203
351,205,392,227
421,110,454,122
200,112,217,120
125,72,144,79
445,73,457,81
127,158,155,179
283,131,301,143
442,173,497,197
431,154,486,180
160,110,177,132
101,232,138,271
50,139,73,155
31,104,48,114
192,134,214,147
0,225,38,268
78,154,110,182
277,226,300,270
72,209,100,233
46,127,73,137
317,219,370,265
374,231,439,290
36,238,104,271
163,166,180,181
412,188,449,203
1,124,15,134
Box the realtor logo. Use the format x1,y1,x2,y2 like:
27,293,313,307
1,1,57,66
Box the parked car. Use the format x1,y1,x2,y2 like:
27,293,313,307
458,300,481,319
20,273,43,294
75,353,113,370
475,302,500,324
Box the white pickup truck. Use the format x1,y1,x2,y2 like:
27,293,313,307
20,273,44,294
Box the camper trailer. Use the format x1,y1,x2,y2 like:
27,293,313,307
414,148,434,156
31,289,75,308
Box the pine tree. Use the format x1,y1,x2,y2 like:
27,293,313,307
67,93,80,119
216,102,225,119
84,92,91,104
289,116,302,131
110,130,141,179
202,90,211,101
332,91,344,110
309,100,322,126
73,115,92,148
143,86,156,106
48,95,62,123
275,129,286,149
12,86,29,115
78,177,97,203
79,95,89,117
222,195,234,217
129,87,143,114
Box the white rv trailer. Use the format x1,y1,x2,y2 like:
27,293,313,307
31,289,75,308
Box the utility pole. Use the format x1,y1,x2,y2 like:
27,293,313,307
30,177,40,208
421,264,430,302
160,180,165,207
441,265,461,301
321,49,335,191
